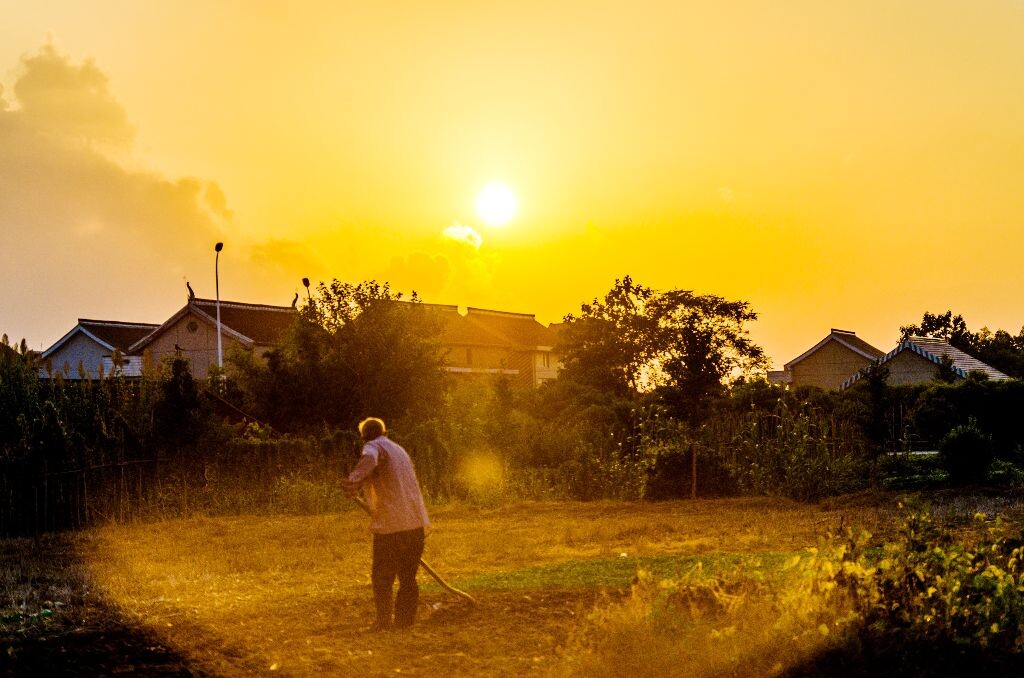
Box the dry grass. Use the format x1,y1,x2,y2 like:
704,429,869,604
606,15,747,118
68,498,887,675
6,493,1019,675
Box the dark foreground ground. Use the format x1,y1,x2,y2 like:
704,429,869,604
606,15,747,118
0,535,201,677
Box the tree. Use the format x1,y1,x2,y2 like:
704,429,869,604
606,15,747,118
558,277,768,420
935,354,959,384
557,276,656,397
647,289,768,419
231,279,448,432
153,354,207,448
900,310,976,351
973,327,1024,380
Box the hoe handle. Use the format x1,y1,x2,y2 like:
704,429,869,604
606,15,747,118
351,496,478,606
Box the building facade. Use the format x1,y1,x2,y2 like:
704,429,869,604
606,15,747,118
768,329,885,390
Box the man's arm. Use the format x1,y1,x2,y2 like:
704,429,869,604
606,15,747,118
342,445,378,497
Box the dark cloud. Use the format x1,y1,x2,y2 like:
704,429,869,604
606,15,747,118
0,45,230,345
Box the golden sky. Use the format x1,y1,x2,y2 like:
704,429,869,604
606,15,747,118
2,1,1024,367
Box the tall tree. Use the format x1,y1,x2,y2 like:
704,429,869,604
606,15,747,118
648,289,768,419
557,276,656,396
557,277,768,419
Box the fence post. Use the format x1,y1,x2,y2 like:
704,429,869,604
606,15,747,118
690,443,697,500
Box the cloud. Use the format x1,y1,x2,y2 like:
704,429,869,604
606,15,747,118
250,238,322,280
442,223,483,249
204,182,234,220
377,223,503,304
0,45,231,343
381,252,452,298
12,43,134,148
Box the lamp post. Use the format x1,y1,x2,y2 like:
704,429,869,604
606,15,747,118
215,242,224,371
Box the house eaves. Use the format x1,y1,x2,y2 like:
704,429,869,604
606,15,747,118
840,336,1010,389
41,325,115,359
783,329,883,370
129,302,256,353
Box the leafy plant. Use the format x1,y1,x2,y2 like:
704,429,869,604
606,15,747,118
799,503,1024,675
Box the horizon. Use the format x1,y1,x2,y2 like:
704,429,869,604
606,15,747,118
3,1,1024,368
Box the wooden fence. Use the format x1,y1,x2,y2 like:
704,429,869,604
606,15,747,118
0,437,353,538
0,459,157,536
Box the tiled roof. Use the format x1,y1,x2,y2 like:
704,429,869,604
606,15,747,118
419,305,505,346
841,336,1011,388
835,331,886,361
130,298,297,351
189,299,297,345
783,329,885,369
417,304,558,349
78,320,160,352
463,308,557,349
41,319,159,358
900,336,1009,381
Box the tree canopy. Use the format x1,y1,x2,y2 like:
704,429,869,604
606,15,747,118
557,276,768,419
230,279,448,432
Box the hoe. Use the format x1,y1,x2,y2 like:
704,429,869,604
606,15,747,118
351,495,477,606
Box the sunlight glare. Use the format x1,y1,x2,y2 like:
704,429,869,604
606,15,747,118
475,182,518,227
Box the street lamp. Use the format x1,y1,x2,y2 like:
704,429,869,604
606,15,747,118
215,242,224,371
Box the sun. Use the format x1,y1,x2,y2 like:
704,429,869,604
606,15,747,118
475,182,518,226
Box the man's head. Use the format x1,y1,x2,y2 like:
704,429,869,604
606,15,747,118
359,417,387,442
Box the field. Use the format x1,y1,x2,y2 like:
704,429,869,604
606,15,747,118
3,493,1021,676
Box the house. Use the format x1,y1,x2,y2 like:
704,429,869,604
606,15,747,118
841,336,1011,389
38,293,564,387
39,319,159,379
768,329,885,390
424,304,562,389
128,297,298,379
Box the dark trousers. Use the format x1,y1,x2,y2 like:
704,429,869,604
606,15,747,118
371,527,425,628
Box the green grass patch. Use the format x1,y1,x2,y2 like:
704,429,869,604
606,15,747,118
436,551,798,592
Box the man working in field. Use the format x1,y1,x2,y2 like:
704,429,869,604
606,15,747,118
343,417,431,631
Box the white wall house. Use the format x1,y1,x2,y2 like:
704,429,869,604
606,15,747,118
40,319,159,379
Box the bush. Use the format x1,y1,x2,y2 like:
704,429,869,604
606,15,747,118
939,418,994,485
988,458,1024,487
801,505,1024,675
880,452,947,491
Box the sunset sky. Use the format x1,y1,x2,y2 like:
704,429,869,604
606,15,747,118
2,1,1023,367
